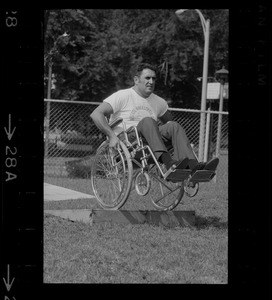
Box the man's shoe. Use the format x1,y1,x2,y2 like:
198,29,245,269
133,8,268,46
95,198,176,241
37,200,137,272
168,158,189,170
204,157,219,171
191,162,205,174
187,159,198,170
198,162,206,170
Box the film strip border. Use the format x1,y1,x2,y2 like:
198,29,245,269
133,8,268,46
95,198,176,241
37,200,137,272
229,5,271,289
1,10,43,300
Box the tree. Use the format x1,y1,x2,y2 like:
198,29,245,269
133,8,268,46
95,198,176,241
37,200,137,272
44,9,229,108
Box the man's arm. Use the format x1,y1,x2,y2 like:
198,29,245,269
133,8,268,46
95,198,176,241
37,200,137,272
159,110,173,124
90,102,120,148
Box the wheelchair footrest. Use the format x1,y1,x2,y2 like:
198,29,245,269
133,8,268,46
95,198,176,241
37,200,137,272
189,170,215,183
165,169,191,182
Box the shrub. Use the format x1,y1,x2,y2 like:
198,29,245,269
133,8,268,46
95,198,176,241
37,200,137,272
65,159,92,178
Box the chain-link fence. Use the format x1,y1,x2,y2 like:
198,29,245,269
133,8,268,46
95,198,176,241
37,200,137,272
44,99,228,186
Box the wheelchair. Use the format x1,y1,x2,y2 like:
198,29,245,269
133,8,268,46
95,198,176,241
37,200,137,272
91,118,216,211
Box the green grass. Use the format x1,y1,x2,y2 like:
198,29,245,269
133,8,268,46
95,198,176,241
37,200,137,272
44,174,228,283
44,215,227,284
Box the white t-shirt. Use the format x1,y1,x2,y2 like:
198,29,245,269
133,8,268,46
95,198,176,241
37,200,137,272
104,88,168,134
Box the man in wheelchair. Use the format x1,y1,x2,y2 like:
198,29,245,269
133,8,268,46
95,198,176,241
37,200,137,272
91,62,219,177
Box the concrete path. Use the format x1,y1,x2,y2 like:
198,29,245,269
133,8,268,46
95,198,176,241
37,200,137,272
44,183,95,202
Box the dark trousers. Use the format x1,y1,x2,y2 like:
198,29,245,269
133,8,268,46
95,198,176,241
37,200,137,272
136,117,196,161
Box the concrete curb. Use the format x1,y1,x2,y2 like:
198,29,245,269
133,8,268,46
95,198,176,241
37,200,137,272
44,209,195,228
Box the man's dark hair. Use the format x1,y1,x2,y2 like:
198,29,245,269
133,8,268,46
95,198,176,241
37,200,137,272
134,63,157,77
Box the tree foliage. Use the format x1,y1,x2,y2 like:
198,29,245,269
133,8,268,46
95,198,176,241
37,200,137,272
44,9,228,108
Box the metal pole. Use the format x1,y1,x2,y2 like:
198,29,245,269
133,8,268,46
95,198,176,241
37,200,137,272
45,62,52,157
215,82,224,157
198,19,210,162
175,10,210,162
44,33,69,158
204,106,211,162
47,63,52,100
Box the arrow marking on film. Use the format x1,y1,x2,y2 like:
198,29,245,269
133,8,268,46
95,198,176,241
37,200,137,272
3,264,15,292
4,114,16,140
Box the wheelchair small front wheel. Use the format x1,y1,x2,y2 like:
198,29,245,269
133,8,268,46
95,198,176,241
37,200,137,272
135,171,151,196
184,180,199,197
91,140,133,210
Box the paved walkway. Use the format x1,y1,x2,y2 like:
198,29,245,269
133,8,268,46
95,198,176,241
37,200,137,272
44,183,95,202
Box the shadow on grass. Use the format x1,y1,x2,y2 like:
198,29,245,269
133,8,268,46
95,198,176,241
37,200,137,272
195,215,228,230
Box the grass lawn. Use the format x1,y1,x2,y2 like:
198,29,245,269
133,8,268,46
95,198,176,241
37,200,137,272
44,214,227,284
44,174,228,284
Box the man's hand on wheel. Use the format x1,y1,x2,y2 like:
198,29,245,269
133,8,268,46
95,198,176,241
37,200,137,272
109,134,120,150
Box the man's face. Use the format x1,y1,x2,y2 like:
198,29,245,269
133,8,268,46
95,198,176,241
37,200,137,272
134,68,156,98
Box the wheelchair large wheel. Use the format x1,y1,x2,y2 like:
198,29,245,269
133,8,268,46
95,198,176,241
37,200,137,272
91,140,133,210
148,163,185,211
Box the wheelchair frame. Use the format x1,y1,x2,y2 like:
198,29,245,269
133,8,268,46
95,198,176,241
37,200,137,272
91,118,211,211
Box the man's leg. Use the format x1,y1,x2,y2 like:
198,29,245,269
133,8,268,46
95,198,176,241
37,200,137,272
136,117,168,160
158,120,219,174
136,117,188,169
159,121,196,161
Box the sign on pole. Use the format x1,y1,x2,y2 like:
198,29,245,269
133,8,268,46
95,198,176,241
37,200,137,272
207,82,229,100
207,82,220,99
